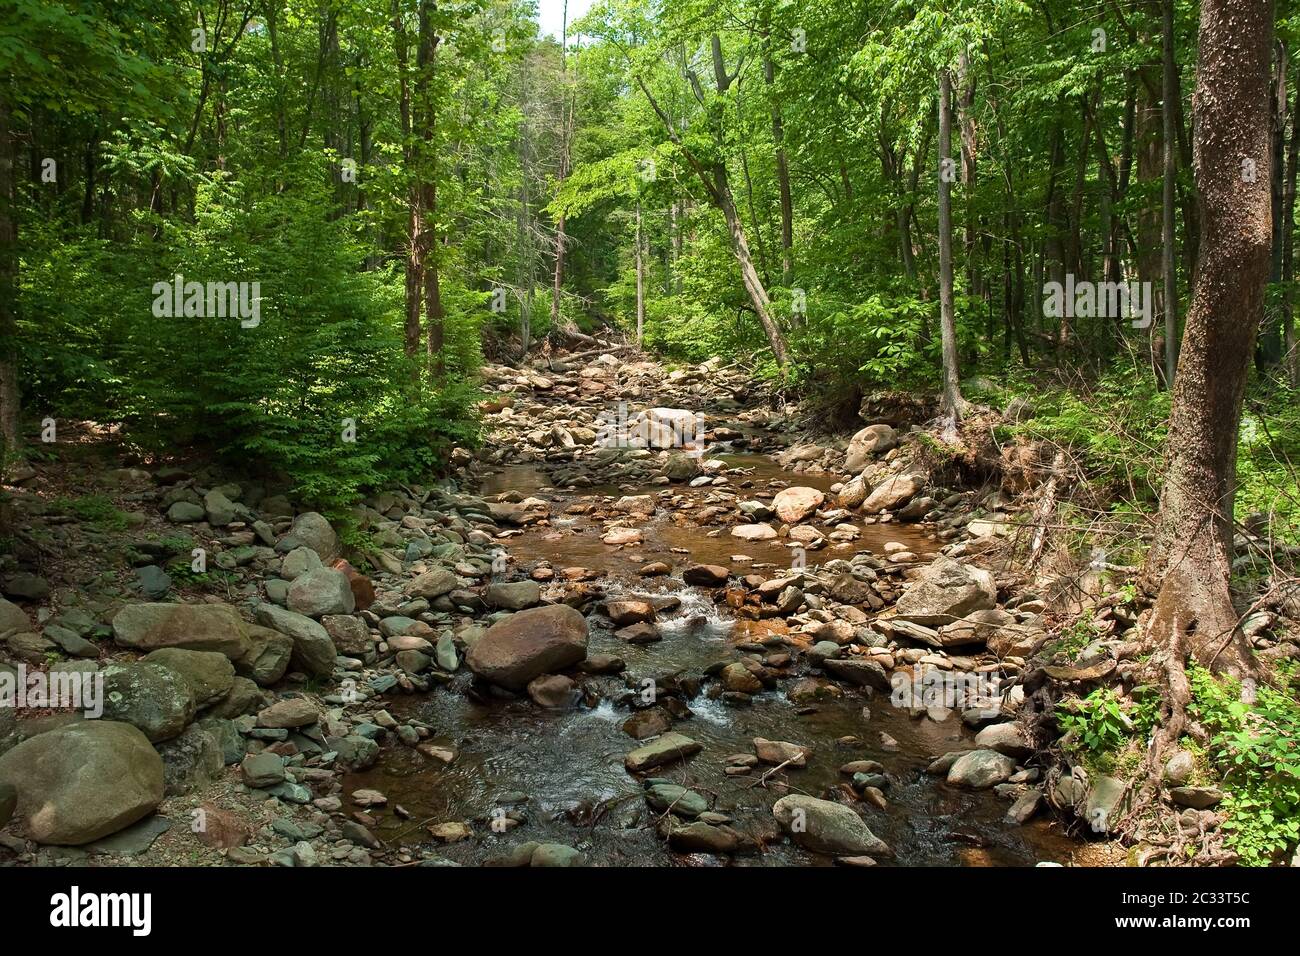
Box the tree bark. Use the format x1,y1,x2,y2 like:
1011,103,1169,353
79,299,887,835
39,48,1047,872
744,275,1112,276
937,69,965,420
1142,0,1274,680
0,89,20,459
1161,0,1179,384
635,200,645,347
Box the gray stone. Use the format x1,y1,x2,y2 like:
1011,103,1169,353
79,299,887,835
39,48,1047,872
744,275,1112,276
254,604,337,678
772,795,892,858
946,749,1016,789
102,662,197,742
287,567,355,618
465,604,588,690
142,648,234,707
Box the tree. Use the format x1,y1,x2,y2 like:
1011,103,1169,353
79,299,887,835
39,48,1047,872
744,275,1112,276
937,68,965,420
1139,0,1274,787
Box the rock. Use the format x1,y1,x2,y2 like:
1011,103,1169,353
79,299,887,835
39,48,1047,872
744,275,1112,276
624,733,702,773
754,737,812,767
1170,786,1223,810
863,474,921,514
731,523,777,541
142,649,234,707
527,674,577,709
330,735,380,772
837,475,869,509
254,604,337,678
1006,789,1043,825
280,547,323,580
282,512,340,562
0,721,164,845
683,564,729,586
622,708,671,739
844,424,897,472
892,557,997,626
720,662,763,694
407,568,458,600
257,697,319,728
133,565,173,599
605,599,655,626
667,821,743,854
0,597,29,634
166,501,205,523
1163,750,1195,786
772,795,891,858
203,489,238,526
946,750,1016,789
530,843,586,867
155,725,224,796
191,804,252,849
465,604,589,690
1084,775,1127,833
602,527,642,546
435,633,459,671
101,662,197,742
287,568,356,618
974,722,1033,759
0,782,15,828
773,487,825,523
240,752,286,788
822,658,892,692
235,625,293,686
111,603,249,658
485,580,542,610
321,615,373,657
645,783,708,818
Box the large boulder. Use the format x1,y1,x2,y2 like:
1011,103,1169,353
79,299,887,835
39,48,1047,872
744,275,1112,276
946,749,1016,789
863,474,922,514
286,567,356,618
844,424,897,472
465,605,588,690
101,661,197,742
772,795,891,858
484,580,542,611
235,624,294,686
253,604,337,678
773,487,825,524
0,720,164,845
407,568,458,600
0,597,29,635
279,512,340,562
892,557,997,627
142,649,235,707
111,603,249,658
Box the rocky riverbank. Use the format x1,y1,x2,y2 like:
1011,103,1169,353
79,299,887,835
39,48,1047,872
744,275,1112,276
0,348,1124,867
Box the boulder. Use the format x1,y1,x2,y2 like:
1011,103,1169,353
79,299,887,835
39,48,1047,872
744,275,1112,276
111,603,249,658
773,487,825,524
0,721,164,845
281,511,339,562
526,674,577,709
946,749,1016,789
253,604,337,678
844,424,897,472
465,604,589,690
287,567,356,618
142,649,235,707
484,580,542,611
863,474,922,514
624,733,702,773
102,662,197,742
0,597,29,634
235,624,294,686
772,795,891,858
683,564,729,587
731,523,777,541
407,568,459,600
892,557,997,627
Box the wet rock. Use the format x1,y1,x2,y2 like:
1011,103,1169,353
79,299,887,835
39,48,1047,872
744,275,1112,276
527,674,577,709
602,527,642,546
645,782,708,818
0,782,15,828
731,523,777,541
822,658,891,693
465,604,589,690
622,708,672,740
721,662,763,694
530,843,586,867
624,732,702,773
946,750,1016,789
0,721,164,845
974,721,1033,759
1006,788,1043,825
683,564,729,586
772,795,891,858
754,737,812,767
667,821,745,854
616,622,660,644
605,599,655,626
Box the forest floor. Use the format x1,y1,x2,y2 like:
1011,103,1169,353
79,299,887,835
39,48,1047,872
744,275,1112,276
0,345,1201,867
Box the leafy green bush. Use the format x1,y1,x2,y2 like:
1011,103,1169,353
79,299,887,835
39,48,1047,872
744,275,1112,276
1188,664,1300,866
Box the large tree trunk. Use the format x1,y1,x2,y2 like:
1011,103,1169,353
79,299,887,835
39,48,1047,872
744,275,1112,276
761,13,793,287
0,88,21,459
393,1,422,363
416,0,443,374
1160,0,1179,384
550,1,575,333
937,69,965,420
1142,0,1274,682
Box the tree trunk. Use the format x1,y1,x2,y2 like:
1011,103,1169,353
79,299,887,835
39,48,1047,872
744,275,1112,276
1142,0,1274,680
635,201,645,347
393,0,422,363
937,69,965,420
1161,0,1179,384
551,0,574,332
416,0,443,374
762,14,793,287
0,88,20,459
